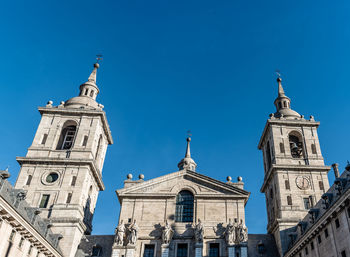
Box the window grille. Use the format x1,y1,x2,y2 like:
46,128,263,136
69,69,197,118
176,244,188,257
175,191,194,222
209,243,220,257
39,194,50,208
143,245,155,257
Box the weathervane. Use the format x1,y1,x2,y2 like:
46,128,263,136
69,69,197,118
96,54,103,63
187,130,192,138
275,69,281,78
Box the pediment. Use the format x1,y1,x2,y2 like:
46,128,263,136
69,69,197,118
117,170,249,199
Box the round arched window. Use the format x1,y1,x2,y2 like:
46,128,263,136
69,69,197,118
175,190,194,222
46,173,59,183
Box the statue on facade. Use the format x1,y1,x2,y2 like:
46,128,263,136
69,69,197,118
127,220,139,245
193,219,204,243
162,220,173,244
114,220,125,246
237,219,248,243
224,218,236,245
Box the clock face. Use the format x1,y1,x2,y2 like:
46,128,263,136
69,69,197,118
295,176,310,190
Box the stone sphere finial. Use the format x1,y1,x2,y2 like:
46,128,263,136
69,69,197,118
237,176,243,182
139,174,144,180
94,63,100,69
226,176,232,182
127,174,133,180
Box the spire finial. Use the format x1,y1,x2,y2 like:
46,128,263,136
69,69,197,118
275,70,285,96
177,132,197,171
88,55,102,82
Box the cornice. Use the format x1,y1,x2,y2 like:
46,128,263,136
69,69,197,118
16,156,105,191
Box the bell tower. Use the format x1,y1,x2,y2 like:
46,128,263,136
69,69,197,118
258,76,330,255
14,61,113,257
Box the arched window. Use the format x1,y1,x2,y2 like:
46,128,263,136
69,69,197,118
175,190,194,222
56,121,77,150
92,245,102,257
289,133,303,158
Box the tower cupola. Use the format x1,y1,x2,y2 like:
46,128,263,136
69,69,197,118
65,62,102,109
273,77,301,119
178,137,197,171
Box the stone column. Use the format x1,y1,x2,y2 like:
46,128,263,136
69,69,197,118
195,243,203,257
161,244,170,257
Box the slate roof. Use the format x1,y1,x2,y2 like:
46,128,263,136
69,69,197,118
75,235,114,257
0,174,62,253
248,234,280,257
284,164,350,254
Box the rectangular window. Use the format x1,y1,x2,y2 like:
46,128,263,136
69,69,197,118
9,230,15,241
311,144,317,154
305,246,308,255
270,188,273,199
317,235,322,244
70,176,77,186
287,196,293,205
285,180,290,190
28,245,33,255
299,253,302,257
82,135,89,146
19,237,24,248
39,194,50,208
41,134,48,145
335,218,340,228
66,193,72,204
347,207,350,218
341,250,347,257
209,243,220,257
303,198,311,209
143,244,155,257
26,175,33,186
309,196,314,208
324,228,329,238
280,142,285,153
310,241,314,250
319,181,324,190
71,176,77,186
177,244,188,257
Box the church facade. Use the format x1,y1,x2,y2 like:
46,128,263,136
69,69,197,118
0,62,349,257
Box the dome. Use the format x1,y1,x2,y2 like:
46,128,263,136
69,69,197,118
275,108,301,119
64,96,100,109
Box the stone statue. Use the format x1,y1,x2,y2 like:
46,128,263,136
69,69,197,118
114,220,125,246
193,219,204,243
127,220,139,245
237,219,248,243
224,218,236,245
162,220,173,244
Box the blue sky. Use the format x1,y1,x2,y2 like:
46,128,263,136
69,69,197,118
1,0,349,235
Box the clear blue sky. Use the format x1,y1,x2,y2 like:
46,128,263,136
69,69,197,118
1,0,349,235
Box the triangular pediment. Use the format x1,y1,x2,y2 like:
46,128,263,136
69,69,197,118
116,170,250,201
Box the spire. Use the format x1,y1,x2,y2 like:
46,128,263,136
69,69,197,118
185,137,191,158
273,74,301,119
277,77,285,97
64,60,102,109
178,137,197,171
88,63,99,83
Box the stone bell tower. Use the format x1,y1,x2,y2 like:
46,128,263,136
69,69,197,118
258,76,330,255
15,61,113,257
